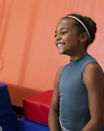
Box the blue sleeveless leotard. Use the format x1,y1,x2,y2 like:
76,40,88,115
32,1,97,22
59,54,98,131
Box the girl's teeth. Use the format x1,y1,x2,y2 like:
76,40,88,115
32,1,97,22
58,44,64,47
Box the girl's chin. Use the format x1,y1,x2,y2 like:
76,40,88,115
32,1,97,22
57,48,65,53
58,50,65,54
58,50,71,56
58,48,68,54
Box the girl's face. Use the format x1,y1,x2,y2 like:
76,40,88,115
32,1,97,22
55,18,85,56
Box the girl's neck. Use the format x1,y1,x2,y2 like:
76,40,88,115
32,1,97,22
70,50,87,61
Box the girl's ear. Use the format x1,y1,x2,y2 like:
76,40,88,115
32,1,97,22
80,32,88,43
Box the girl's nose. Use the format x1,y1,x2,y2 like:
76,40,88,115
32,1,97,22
56,35,62,41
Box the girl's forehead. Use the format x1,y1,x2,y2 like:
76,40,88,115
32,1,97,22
56,18,76,31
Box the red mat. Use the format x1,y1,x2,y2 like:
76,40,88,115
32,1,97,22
23,90,53,125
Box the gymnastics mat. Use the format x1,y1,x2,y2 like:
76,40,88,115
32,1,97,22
0,84,12,117
0,112,18,131
0,84,18,131
18,118,49,131
23,90,53,125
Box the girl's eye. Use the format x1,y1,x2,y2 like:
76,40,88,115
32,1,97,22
54,31,68,38
61,31,67,35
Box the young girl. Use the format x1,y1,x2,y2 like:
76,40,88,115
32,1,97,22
48,14,104,131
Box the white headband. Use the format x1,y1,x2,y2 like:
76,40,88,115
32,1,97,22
67,15,91,41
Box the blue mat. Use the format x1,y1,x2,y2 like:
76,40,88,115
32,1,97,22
0,84,12,117
0,112,18,131
18,118,49,131
0,120,18,131
0,84,18,131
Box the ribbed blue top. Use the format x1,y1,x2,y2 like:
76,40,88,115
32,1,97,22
59,54,98,131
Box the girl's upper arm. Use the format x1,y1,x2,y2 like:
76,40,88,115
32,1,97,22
83,63,104,123
50,66,64,112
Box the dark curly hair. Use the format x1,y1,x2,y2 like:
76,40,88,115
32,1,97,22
61,14,97,50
